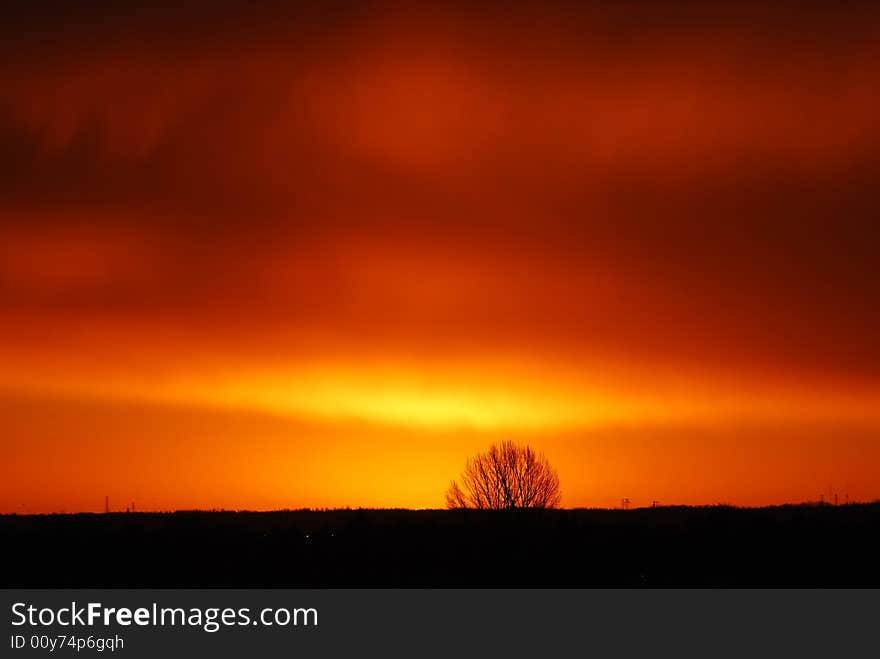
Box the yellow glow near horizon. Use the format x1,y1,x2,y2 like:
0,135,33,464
4,361,880,513
196,376,633,430
17,362,873,432
191,380,880,431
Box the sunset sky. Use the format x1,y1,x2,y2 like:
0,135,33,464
2,1,879,512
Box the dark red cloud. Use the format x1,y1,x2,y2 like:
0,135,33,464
1,0,879,385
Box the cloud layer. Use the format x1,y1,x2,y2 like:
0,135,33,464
2,2,879,509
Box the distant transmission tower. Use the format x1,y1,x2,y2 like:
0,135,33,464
105,496,109,514
621,498,631,510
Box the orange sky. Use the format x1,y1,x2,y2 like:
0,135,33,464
2,2,879,512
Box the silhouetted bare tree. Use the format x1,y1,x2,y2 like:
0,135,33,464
445,441,561,509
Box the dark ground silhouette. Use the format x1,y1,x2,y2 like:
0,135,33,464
3,504,879,587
